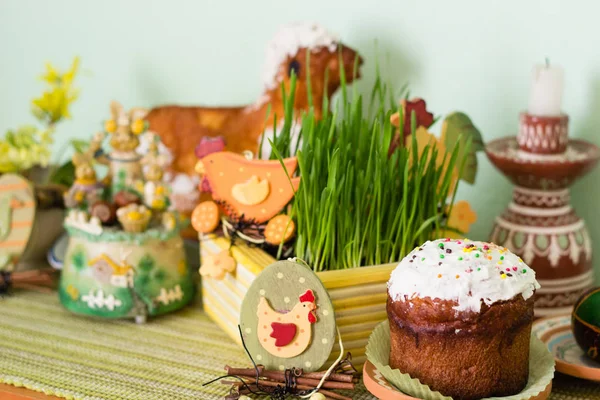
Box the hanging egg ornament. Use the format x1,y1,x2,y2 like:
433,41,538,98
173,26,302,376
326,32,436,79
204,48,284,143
572,286,600,361
239,260,336,372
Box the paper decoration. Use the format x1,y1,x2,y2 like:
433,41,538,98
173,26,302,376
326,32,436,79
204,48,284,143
441,112,484,184
240,260,335,372
197,152,300,223
0,174,36,272
231,175,270,206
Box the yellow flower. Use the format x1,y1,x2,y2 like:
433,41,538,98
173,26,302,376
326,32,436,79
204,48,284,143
127,210,143,221
444,201,477,238
40,63,60,85
104,120,117,133
66,284,79,300
74,191,85,203
162,212,177,231
405,126,440,151
405,127,459,192
151,198,166,210
177,259,187,276
61,57,80,86
131,119,146,135
155,186,165,195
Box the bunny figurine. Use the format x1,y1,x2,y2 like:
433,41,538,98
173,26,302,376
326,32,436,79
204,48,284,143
96,101,148,197
63,133,105,209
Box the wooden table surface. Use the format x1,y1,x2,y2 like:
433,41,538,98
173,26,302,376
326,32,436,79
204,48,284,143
0,384,60,400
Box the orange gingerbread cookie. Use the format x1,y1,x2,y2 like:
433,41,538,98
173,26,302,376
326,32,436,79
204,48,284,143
191,201,220,234
264,215,295,245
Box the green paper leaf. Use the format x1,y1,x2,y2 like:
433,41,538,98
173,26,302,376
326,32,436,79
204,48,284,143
138,255,155,272
49,161,75,186
441,112,484,184
70,139,89,153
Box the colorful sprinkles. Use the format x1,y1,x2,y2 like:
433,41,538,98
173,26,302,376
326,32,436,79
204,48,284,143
409,238,531,281
389,238,540,313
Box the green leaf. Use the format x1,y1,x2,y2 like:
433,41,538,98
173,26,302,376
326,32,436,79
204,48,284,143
49,161,75,186
71,139,89,153
138,255,155,272
153,269,167,282
71,249,87,271
441,112,484,184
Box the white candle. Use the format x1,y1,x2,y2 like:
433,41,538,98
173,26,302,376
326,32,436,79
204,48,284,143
527,61,564,116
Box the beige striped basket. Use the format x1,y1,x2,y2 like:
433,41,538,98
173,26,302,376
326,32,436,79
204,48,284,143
200,235,394,369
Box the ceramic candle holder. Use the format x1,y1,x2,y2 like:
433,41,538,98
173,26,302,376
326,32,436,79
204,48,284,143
487,111,600,317
518,113,569,154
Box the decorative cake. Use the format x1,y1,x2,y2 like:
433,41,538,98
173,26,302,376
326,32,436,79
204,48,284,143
58,102,194,322
387,238,540,400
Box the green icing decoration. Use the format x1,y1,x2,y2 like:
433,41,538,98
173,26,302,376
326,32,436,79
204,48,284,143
65,222,186,245
535,235,549,251
153,269,167,282
138,254,156,273
136,274,151,287
513,232,525,248
558,234,569,250
575,231,584,245
71,247,87,271
497,228,508,245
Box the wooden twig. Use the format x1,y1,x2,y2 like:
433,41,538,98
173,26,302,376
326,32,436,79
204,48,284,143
301,370,356,383
224,365,355,388
222,379,352,400
12,283,55,293
260,370,354,390
225,365,264,377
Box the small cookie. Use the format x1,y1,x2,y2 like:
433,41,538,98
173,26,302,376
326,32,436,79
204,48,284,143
199,250,236,280
191,201,220,233
90,201,116,224
264,215,295,245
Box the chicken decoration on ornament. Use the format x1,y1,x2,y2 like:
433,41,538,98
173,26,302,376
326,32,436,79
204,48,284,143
240,260,335,372
257,289,317,357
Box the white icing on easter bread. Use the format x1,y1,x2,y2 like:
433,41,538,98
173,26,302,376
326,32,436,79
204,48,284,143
388,238,540,312
262,23,338,90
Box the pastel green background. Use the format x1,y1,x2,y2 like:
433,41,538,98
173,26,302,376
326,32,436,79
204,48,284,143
1,0,598,282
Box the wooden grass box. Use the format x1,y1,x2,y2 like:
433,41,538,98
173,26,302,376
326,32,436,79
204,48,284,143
201,235,394,368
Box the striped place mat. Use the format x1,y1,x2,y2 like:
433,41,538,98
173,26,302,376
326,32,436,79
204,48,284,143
0,290,373,400
0,290,598,399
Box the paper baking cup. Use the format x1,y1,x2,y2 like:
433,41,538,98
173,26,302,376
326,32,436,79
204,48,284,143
366,320,555,400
